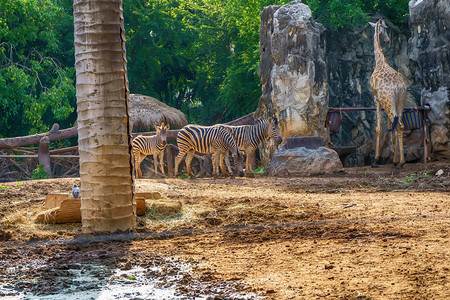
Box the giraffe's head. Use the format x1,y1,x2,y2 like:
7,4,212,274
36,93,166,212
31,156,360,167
155,122,170,145
370,19,390,44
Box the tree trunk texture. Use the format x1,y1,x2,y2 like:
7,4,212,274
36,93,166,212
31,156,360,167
73,0,135,233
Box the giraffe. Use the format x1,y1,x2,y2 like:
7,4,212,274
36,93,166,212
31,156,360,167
369,19,407,168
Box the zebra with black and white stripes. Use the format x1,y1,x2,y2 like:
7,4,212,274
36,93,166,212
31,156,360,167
224,117,282,177
132,122,170,178
174,124,241,179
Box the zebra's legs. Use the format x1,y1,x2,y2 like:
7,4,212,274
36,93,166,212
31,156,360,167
185,150,196,178
174,151,186,177
135,153,146,179
153,154,159,177
159,151,166,177
220,152,232,178
245,150,255,178
211,152,219,178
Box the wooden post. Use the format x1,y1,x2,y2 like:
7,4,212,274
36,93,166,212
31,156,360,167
38,135,52,177
165,145,174,176
422,101,431,164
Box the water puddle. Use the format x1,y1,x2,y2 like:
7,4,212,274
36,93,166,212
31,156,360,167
1,259,261,299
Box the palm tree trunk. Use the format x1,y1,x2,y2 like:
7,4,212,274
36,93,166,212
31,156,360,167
73,0,135,233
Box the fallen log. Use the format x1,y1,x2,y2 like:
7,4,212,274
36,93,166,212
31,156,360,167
0,126,77,150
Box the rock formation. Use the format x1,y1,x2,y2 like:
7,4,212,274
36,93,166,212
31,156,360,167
325,13,417,167
256,0,327,166
257,0,449,167
267,146,343,177
408,0,450,160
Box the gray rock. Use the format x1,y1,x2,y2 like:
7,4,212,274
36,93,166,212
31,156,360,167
267,147,343,177
409,0,450,160
256,0,327,167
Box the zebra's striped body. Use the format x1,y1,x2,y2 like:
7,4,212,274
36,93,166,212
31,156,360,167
132,122,170,178
224,117,282,177
174,124,240,178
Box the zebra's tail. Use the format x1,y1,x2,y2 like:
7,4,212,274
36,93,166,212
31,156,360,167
389,116,399,132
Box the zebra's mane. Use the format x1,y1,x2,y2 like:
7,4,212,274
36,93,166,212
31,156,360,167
251,116,278,126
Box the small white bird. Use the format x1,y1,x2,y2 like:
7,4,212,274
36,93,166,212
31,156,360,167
72,184,80,199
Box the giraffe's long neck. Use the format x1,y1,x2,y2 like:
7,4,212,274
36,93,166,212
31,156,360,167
373,23,388,68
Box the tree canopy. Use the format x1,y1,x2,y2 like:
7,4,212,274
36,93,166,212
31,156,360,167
0,0,409,138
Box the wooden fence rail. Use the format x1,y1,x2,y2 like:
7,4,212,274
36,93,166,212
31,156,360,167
0,113,256,180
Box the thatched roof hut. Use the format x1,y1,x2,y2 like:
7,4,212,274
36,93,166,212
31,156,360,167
129,94,188,132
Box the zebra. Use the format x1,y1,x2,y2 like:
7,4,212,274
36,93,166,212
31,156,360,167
132,122,170,178
174,124,241,179
224,117,282,177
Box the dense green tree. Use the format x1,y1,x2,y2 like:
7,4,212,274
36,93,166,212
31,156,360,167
0,0,410,137
0,0,76,138
305,0,409,30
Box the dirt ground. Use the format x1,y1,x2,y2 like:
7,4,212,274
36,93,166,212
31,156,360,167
0,161,449,299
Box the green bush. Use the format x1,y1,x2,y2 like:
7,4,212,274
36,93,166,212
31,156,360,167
31,164,49,180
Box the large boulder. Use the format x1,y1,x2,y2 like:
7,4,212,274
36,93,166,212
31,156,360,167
267,146,343,177
422,88,450,159
256,0,327,167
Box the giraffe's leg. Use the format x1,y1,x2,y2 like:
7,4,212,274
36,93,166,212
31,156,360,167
159,150,166,177
185,150,196,178
372,103,382,168
397,122,405,167
393,129,399,166
246,150,255,178
388,118,395,161
174,151,186,177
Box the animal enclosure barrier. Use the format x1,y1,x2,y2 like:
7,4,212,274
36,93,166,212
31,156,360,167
326,103,431,163
0,113,256,181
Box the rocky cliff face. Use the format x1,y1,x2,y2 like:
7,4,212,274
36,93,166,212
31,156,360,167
408,0,450,160
257,0,449,167
326,1,449,165
325,15,418,166
256,0,327,166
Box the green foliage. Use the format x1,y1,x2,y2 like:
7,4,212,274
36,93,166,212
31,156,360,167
305,0,409,30
31,164,49,180
253,167,266,175
0,0,76,138
306,0,368,30
0,0,410,138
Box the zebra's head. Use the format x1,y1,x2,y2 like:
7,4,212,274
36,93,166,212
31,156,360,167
268,117,283,146
155,122,170,145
